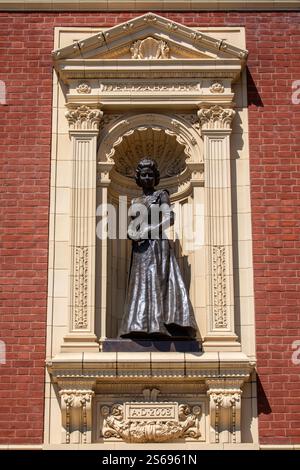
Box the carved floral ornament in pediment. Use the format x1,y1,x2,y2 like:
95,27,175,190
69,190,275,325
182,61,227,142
130,37,170,59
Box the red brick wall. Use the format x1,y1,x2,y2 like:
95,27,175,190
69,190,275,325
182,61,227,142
0,10,299,445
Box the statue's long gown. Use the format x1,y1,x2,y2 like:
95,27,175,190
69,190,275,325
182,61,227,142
119,189,197,338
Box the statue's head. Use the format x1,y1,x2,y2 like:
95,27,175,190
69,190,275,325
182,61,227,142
135,158,160,189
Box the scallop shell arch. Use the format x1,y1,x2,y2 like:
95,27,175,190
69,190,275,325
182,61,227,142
98,113,203,199
109,127,189,179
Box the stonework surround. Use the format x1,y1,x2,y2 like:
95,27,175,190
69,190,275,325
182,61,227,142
45,13,257,448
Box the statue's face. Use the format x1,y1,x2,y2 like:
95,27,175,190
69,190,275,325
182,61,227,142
139,167,155,189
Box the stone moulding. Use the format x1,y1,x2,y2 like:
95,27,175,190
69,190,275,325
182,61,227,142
1,2,299,12
47,352,255,381
51,13,248,62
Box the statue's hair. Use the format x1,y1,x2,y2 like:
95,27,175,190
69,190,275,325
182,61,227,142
135,158,160,187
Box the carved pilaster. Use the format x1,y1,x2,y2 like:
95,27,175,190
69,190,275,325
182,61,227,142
62,105,103,352
59,388,95,444
198,103,239,351
206,379,243,444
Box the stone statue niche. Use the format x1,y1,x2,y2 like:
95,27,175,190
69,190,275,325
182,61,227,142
98,125,204,351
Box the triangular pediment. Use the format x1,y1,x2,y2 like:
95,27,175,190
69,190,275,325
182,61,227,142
52,12,248,63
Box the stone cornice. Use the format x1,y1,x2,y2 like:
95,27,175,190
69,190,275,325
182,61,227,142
0,1,299,12
56,60,244,84
47,351,255,383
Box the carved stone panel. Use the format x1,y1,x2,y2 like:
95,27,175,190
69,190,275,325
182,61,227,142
95,398,205,443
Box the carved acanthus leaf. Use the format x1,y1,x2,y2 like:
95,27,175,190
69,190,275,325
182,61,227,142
198,105,235,130
66,105,103,131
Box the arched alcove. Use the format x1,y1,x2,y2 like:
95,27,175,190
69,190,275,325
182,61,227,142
96,113,204,339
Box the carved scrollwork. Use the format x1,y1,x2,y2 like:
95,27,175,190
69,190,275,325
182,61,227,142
60,390,93,409
209,391,241,409
100,402,201,443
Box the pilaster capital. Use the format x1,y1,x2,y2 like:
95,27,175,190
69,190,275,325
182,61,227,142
65,105,103,132
197,104,235,131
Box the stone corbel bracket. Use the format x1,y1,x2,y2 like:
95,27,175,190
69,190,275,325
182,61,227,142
206,378,244,444
57,379,96,444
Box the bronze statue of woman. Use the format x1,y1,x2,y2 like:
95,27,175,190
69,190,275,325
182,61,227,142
119,158,197,339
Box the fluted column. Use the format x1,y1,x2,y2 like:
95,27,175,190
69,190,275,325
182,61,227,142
198,104,240,351
62,105,103,352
